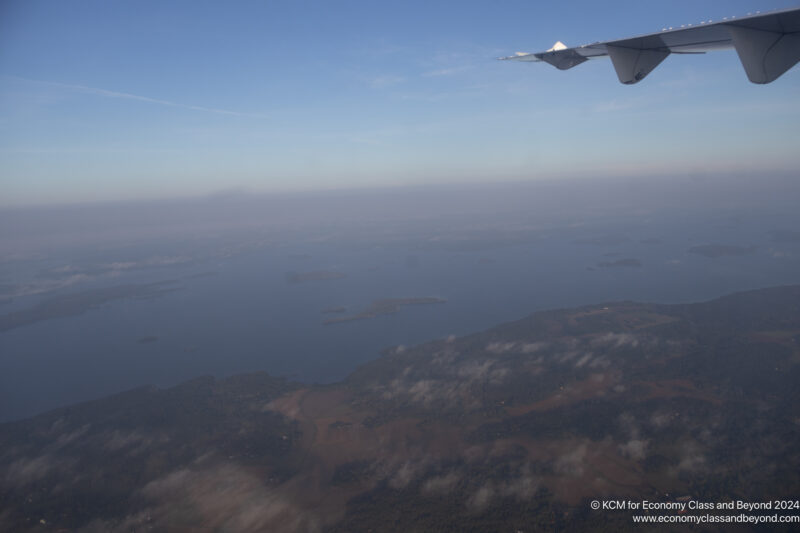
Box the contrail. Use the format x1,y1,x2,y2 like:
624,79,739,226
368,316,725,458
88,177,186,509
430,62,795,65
8,76,267,118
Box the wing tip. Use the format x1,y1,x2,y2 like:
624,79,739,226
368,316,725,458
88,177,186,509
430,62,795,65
497,52,536,61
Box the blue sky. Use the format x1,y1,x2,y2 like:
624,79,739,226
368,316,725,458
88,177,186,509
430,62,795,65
1,0,798,206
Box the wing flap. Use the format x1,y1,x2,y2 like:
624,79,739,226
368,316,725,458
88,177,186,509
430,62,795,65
728,26,800,84
538,48,589,70
606,46,670,84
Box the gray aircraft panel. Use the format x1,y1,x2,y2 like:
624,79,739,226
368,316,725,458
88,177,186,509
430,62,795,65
501,7,800,84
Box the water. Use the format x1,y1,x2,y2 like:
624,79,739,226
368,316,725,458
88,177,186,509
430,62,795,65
2,203,799,422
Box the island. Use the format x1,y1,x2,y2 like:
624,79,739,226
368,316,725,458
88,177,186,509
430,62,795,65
324,297,446,325
0,282,181,333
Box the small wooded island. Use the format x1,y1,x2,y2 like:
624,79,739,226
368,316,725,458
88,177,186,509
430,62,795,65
324,297,446,325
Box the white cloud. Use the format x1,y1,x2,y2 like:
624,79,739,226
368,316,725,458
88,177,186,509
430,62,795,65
619,439,648,461
54,424,91,448
389,461,419,489
133,464,322,533
4,455,54,485
102,430,162,455
593,332,639,348
422,471,461,495
468,483,494,511
555,442,588,477
486,341,515,354
675,441,706,472
457,360,494,380
500,473,539,500
520,342,547,354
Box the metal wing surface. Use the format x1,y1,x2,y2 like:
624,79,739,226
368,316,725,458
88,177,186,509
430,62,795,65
500,7,800,84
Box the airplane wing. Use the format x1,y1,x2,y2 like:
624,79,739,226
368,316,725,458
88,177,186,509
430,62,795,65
500,7,800,84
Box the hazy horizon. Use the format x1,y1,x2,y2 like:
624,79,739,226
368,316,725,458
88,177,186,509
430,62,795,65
3,174,800,421
3,0,799,207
